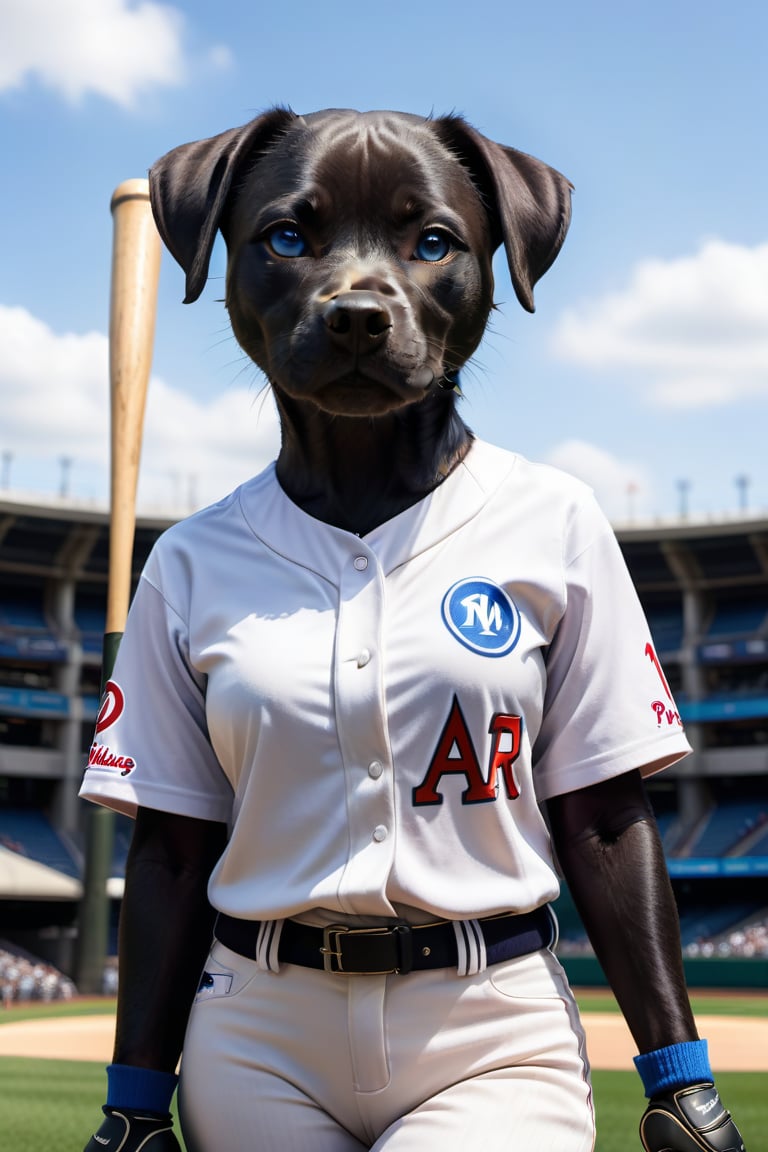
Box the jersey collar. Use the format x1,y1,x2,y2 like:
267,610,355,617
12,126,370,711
237,439,517,582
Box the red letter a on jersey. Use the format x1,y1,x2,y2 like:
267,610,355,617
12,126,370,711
413,695,484,805
414,695,522,806
413,696,523,806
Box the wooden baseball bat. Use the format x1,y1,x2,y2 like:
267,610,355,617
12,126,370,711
103,177,162,682
77,179,161,995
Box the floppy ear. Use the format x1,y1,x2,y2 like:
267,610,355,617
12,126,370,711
148,107,298,303
433,117,573,313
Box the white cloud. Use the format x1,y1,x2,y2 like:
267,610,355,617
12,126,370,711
544,439,653,522
554,240,768,408
0,0,229,107
0,304,280,511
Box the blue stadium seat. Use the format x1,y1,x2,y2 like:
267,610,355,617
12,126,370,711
0,599,48,630
0,596,68,661
647,610,684,654
652,811,683,853
746,827,768,856
678,903,760,947
0,809,80,877
75,606,106,655
706,601,768,639
687,802,767,857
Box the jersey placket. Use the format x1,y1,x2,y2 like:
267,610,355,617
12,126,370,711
333,544,396,916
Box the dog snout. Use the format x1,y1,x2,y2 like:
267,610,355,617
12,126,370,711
323,291,393,353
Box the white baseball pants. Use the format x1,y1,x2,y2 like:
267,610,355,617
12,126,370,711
178,940,595,1152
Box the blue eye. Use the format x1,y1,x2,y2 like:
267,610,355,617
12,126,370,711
266,225,308,258
414,229,452,262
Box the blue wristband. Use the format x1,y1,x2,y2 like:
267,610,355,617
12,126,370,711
634,1039,712,1098
106,1063,179,1114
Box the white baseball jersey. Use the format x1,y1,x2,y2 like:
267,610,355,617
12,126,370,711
79,438,690,923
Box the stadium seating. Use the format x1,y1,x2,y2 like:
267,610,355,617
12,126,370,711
0,593,67,661
0,809,80,878
706,599,768,638
684,802,768,858
647,608,684,655
749,827,768,855
74,604,106,656
678,902,761,947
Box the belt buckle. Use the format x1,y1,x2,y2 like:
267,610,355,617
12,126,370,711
321,923,413,975
321,924,351,974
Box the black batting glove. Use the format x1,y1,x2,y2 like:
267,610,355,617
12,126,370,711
84,1106,182,1151
640,1082,746,1152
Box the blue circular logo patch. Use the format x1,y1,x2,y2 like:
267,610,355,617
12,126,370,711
441,578,521,657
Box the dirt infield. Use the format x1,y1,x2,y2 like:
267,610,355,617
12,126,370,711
0,1012,765,1071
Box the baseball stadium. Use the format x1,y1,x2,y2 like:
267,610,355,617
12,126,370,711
0,491,766,1148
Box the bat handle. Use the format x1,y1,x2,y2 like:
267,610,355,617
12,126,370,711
100,632,123,696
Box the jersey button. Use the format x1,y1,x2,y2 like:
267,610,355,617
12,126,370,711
372,824,388,842
368,760,384,779
357,648,371,667
353,555,368,571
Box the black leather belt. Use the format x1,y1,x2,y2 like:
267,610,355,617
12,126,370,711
214,906,554,975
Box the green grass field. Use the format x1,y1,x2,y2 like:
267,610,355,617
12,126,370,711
0,996,765,1151
5,989,765,1023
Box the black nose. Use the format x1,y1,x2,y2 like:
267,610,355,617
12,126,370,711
323,291,392,351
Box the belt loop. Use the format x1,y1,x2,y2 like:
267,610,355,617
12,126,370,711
545,905,559,952
256,919,284,972
393,923,413,975
452,919,487,976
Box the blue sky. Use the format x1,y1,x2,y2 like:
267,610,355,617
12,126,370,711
1,0,767,522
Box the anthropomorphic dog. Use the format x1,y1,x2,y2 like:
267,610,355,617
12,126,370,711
81,108,746,1152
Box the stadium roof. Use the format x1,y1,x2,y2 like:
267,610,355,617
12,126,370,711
616,515,768,594
0,845,82,900
0,497,169,584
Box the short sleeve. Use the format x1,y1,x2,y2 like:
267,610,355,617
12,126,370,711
532,493,691,801
79,569,234,823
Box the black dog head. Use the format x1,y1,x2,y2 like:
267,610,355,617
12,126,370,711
149,107,572,420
